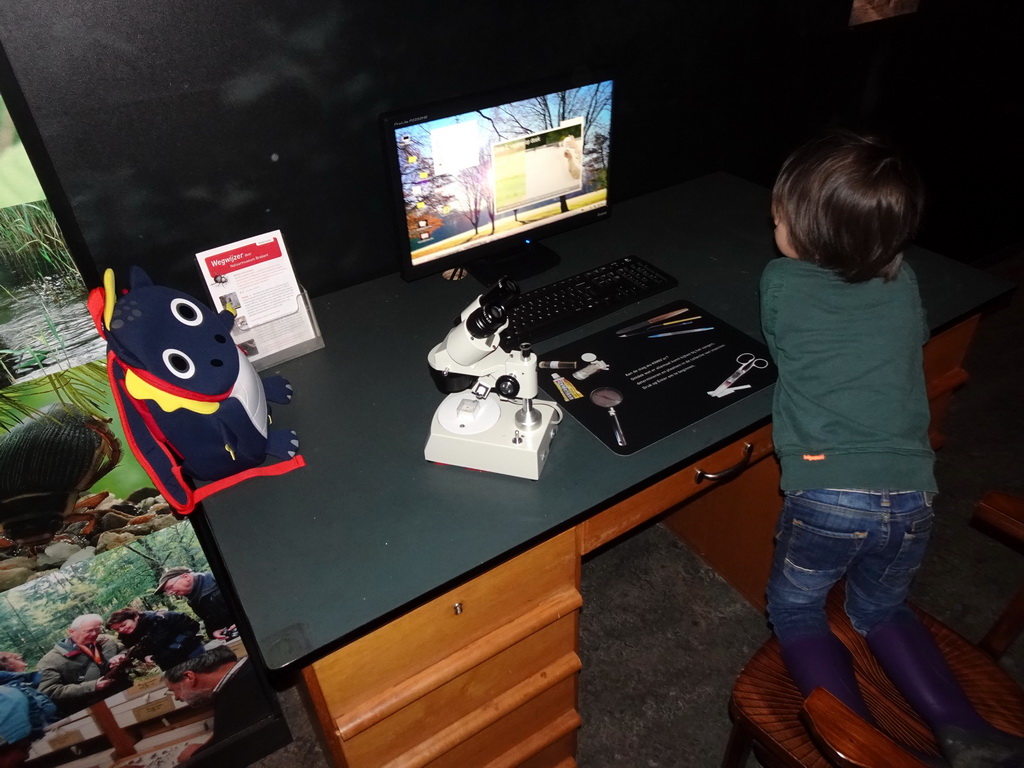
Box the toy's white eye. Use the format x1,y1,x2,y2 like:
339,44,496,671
163,349,196,379
171,298,203,326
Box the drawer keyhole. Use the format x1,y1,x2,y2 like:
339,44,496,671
453,602,463,615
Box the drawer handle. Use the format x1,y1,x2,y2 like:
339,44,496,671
694,442,753,484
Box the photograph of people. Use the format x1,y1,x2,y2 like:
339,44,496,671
106,608,205,671
0,525,282,767
36,615,129,717
0,91,287,768
154,568,236,641
162,646,266,767
0,651,58,768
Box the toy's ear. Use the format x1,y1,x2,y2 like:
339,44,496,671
102,269,116,329
91,268,147,369
88,268,118,335
129,265,153,289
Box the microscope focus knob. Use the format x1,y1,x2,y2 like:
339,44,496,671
495,375,520,398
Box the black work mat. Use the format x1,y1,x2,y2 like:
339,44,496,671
537,300,776,454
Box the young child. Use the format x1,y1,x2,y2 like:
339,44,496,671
761,130,1024,768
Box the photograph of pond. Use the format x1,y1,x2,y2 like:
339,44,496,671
0,200,106,388
0,94,290,768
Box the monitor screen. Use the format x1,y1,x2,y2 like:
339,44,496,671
382,75,613,282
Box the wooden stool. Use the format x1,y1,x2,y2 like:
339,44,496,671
971,491,1024,659
722,586,1024,767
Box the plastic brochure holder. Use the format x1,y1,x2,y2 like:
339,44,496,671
238,286,324,372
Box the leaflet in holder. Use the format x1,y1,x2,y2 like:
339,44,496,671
196,230,324,370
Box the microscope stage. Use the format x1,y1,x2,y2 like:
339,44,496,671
425,393,558,480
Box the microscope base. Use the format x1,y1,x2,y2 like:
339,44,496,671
425,394,558,480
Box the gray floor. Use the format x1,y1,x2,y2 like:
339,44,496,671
254,252,1024,768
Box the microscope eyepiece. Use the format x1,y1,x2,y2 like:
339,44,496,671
465,303,507,339
479,276,520,308
464,276,520,339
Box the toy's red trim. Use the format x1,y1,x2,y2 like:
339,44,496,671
107,351,305,514
107,352,196,512
193,455,307,505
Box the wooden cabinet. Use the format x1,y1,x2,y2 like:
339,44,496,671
300,314,981,767
300,529,581,768
581,421,781,609
578,423,776,556
662,430,782,609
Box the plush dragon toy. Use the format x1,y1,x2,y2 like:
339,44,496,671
88,266,304,513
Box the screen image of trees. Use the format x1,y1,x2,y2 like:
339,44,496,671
398,81,611,259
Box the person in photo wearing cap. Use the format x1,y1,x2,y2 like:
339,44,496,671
155,567,236,641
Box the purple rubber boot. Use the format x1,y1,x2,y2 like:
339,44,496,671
868,613,1024,768
781,631,872,720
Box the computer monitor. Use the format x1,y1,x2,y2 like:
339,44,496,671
382,75,613,283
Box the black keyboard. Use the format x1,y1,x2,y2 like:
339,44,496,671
501,256,677,348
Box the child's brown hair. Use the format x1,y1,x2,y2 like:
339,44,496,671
772,130,924,282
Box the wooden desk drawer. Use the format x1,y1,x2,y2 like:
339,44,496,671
513,735,578,768
302,529,580,766
342,615,579,767
425,675,579,768
662,451,782,608
579,422,775,554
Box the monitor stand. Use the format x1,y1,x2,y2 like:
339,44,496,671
465,241,560,286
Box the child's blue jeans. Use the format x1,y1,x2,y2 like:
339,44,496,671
766,488,935,645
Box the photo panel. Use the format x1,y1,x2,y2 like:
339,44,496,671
0,93,289,768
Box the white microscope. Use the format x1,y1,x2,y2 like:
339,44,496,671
425,278,560,479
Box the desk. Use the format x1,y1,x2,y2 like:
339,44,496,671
198,174,1011,767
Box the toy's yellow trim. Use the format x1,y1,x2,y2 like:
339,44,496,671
124,370,220,414
102,269,116,330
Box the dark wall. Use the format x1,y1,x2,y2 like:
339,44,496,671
729,0,1024,265
844,0,1024,264
1,1,1019,299
0,1,794,298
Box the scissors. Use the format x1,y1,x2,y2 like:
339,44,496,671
708,352,768,398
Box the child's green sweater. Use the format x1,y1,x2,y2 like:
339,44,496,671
760,257,937,492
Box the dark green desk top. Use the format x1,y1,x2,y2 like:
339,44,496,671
198,173,1012,672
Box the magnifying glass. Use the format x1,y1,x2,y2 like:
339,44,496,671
590,387,627,447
